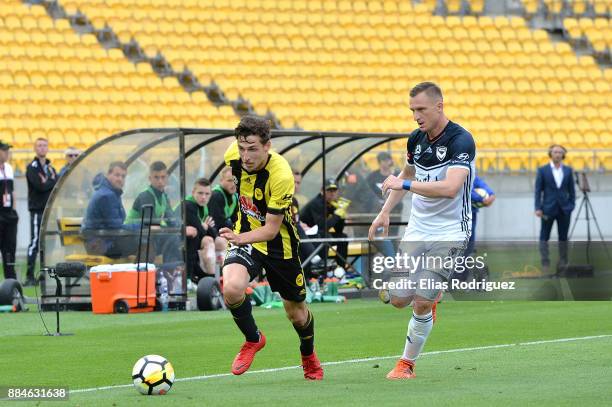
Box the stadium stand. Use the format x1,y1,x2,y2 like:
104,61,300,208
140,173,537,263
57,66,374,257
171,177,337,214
1,0,610,173
0,0,238,172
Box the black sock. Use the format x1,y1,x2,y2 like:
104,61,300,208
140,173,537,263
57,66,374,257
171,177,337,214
293,311,315,356
227,297,259,343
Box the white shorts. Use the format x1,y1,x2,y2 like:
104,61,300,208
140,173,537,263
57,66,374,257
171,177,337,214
388,229,469,300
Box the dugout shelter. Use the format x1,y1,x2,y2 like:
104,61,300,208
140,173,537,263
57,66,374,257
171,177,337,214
38,128,407,310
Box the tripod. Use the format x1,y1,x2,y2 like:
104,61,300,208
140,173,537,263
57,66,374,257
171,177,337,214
568,172,609,264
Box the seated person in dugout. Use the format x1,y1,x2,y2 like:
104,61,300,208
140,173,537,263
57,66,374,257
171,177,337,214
125,161,181,263
183,177,224,283
206,166,237,266
82,161,145,259
300,178,351,273
207,166,238,231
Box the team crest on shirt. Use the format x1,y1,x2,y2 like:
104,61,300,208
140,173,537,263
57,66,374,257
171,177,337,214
436,146,447,161
239,196,265,221
254,188,263,200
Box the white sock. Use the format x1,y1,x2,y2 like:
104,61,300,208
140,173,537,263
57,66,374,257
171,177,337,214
401,311,433,362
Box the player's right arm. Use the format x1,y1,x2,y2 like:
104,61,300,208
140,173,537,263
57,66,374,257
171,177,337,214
368,163,414,240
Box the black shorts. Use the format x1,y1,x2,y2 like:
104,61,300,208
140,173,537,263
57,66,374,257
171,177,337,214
223,244,306,302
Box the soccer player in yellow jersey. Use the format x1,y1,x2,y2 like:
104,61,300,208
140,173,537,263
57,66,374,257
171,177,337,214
218,115,323,380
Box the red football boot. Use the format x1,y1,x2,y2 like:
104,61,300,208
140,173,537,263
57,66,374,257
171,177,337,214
301,352,324,380
231,332,266,375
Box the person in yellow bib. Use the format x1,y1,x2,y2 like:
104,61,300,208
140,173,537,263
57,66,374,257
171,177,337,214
218,115,323,380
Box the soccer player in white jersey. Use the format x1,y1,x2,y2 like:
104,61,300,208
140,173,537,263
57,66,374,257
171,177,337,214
368,82,476,379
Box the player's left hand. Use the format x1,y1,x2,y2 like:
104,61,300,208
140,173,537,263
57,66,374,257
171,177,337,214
219,227,242,245
381,174,403,196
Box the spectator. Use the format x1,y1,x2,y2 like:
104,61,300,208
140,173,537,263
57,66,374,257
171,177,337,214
82,161,141,259
366,152,403,221
366,152,402,256
58,146,81,178
291,196,321,279
25,137,57,286
300,178,350,272
451,174,496,282
208,166,238,231
466,174,495,256
535,144,575,274
126,161,180,262
183,178,220,283
0,141,18,280
292,168,308,208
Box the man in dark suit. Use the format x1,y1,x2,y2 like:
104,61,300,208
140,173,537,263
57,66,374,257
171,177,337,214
535,144,575,273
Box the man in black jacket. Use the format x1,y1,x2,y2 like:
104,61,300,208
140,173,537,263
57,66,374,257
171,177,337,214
0,141,18,280
300,178,350,271
25,138,56,286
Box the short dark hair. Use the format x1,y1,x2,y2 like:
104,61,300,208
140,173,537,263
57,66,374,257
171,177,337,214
376,151,392,163
409,82,443,100
108,161,127,174
193,177,211,188
235,115,271,144
149,161,167,173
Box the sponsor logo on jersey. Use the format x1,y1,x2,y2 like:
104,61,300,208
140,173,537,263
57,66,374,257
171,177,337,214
273,193,293,207
425,146,433,154
457,153,470,161
436,146,447,161
295,273,304,287
239,196,265,221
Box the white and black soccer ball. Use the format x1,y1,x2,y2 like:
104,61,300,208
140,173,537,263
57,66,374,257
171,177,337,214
132,355,175,395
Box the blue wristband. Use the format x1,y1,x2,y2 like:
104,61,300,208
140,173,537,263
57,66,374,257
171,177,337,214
402,180,412,191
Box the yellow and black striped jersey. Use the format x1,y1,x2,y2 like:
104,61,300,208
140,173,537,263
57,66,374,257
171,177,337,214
224,141,300,259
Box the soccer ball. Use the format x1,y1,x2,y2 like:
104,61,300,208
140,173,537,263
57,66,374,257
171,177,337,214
473,188,489,208
132,355,175,395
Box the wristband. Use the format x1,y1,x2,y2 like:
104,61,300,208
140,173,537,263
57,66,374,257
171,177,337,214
402,180,412,191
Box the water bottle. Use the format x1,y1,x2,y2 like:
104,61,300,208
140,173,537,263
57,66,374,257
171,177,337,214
160,275,169,312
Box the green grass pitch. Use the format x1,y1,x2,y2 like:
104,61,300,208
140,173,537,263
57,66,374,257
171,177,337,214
2,300,612,406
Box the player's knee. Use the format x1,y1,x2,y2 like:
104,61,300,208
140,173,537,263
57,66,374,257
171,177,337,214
222,281,244,302
285,305,308,326
390,296,410,308
412,299,434,315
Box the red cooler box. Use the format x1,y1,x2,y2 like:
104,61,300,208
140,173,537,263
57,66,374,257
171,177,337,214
90,263,156,314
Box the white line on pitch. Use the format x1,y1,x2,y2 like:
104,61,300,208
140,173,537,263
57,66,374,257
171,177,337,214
71,334,612,394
